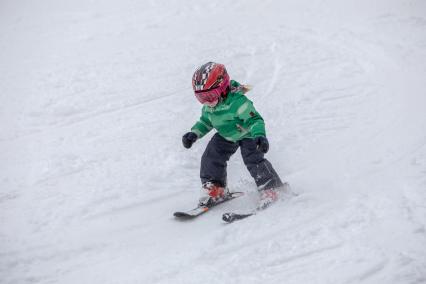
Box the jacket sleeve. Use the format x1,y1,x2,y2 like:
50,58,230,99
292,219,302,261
236,98,266,137
191,108,213,139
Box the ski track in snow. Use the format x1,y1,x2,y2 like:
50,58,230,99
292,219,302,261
1,0,426,283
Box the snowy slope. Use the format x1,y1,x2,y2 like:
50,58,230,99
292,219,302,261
1,0,426,283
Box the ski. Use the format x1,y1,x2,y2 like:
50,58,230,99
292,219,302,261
221,200,276,223
221,202,270,223
222,183,293,223
173,191,244,219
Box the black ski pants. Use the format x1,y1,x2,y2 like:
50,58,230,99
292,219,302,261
200,133,283,190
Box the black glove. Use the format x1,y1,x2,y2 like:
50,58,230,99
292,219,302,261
255,136,269,153
182,132,198,149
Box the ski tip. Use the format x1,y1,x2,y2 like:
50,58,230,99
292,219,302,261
173,212,192,218
222,212,233,223
173,207,208,219
222,212,254,223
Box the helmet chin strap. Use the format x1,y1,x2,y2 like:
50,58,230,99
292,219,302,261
221,86,230,98
205,98,219,107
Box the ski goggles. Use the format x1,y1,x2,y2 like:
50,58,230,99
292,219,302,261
194,88,221,107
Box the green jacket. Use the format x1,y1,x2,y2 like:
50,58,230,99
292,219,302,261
191,80,266,142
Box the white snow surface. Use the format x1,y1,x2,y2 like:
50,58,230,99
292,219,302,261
1,0,426,283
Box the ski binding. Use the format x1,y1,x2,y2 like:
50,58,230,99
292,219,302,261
174,191,244,219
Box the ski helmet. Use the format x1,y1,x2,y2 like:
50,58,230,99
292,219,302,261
192,62,230,107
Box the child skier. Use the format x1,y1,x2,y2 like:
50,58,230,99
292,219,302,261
182,62,284,208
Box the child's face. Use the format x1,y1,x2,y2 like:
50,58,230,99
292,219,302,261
195,88,221,107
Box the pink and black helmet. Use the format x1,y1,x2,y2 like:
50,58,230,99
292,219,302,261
192,62,230,107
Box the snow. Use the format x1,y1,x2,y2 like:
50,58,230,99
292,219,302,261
1,0,426,283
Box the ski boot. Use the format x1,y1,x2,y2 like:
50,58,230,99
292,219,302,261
257,180,293,210
198,182,229,207
258,188,279,210
257,178,283,210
